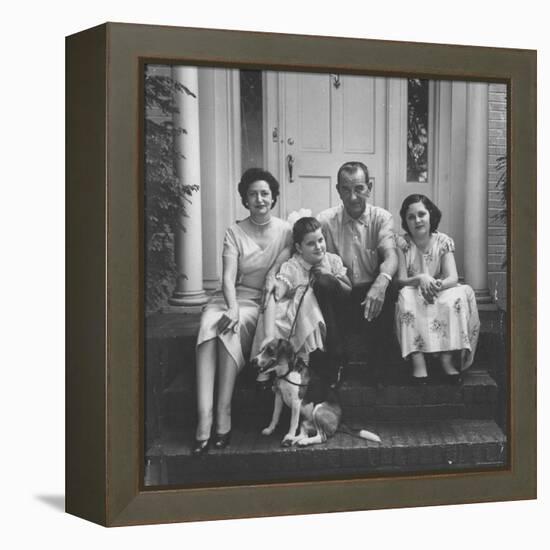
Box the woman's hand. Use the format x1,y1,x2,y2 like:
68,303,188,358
273,279,288,301
217,306,240,334
418,274,440,303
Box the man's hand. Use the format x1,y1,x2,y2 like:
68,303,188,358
217,306,240,334
361,276,389,322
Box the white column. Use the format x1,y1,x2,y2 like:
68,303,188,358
169,66,208,307
198,68,242,290
464,82,492,304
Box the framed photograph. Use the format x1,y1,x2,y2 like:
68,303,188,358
66,23,536,526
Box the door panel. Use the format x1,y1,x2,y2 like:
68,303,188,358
284,175,335,217
299,74,332,151
278,72,387,218
343,76,375,153
263,73,461,273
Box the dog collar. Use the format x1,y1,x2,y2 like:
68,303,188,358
277,369,309,387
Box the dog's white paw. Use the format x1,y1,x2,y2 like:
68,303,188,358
296,438,309,446
261,427,274,436
281,434,299,447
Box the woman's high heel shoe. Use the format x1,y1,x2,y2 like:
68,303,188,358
213,430,232,449
192,438,211,456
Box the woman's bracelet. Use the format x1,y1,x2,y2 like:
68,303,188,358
378,272,393,284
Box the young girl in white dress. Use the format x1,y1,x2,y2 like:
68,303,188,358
394,194,480,384
256,217,351,377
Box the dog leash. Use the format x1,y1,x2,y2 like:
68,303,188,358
276,373,308,387
278,276,315,388
276,371,308,387
265,271,319,386
287,274,314,341
276,362,309,387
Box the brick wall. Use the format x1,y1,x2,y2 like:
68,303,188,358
487,83,507,310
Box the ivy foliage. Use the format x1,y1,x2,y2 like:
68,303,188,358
493,155,507,225
494,154,507,268
144,70,198,313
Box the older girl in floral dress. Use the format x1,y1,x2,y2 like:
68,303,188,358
394,194,480,383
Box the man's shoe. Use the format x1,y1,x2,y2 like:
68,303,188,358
256,380,272,392
442,373,463,385
410,375,429,386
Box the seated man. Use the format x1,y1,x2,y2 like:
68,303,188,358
316,161,398,387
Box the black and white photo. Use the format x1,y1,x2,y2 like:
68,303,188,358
143,65,509,488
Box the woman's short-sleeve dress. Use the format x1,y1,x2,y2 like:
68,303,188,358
252,252,347,361
395,232,480,370
196,218,291,370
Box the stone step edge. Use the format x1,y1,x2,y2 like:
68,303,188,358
160,369,499,408
159,403,500,433
146,418,507,458
166,370,498,390
144,420,507,486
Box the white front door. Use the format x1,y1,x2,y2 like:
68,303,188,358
263,73,462,272
266,72,388,218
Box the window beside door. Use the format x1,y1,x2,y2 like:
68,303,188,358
407,78,429,183
240,70,264,171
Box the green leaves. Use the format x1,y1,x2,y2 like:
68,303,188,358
493,155,507,269
493,155,507,225
144,70,198,313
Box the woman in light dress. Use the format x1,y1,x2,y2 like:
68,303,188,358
394,194,480,384
193,168,292,455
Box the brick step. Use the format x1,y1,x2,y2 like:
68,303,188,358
145,309,506,388
146,338,498,386
156,366,499,430
144,418,507,487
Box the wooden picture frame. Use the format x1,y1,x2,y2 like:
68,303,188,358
66,22,536,526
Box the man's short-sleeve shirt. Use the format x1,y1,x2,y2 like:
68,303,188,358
317,204,395,285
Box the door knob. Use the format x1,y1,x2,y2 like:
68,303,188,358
286,154,295,183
